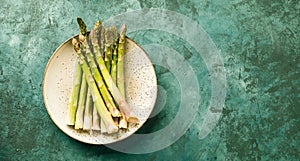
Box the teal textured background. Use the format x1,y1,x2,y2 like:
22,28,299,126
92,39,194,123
0,0,299,160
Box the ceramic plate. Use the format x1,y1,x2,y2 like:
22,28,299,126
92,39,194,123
42,35,157,144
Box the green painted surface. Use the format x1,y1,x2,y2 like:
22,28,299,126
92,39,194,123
0,0,299,160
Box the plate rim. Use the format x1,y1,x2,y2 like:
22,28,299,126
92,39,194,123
42,34,157,145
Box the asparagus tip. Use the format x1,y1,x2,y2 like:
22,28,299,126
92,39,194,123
76,17,87,36
94,20,102,28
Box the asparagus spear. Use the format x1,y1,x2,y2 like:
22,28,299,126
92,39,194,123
92,25,138,123
83,89,93,130
66,62,82,125
75,73,88,129
117,24,126,97
117,24,129,128
72,38,118,134
82,31,121,117
92,104,101,130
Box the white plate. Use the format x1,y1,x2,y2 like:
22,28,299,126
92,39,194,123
42,35,157,144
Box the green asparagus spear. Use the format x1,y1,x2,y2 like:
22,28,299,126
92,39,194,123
75,73,88,129
72,38,118,134
117,24,129,128
117,24,126,97
66,62,82,125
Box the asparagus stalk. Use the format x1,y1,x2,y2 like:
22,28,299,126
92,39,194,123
75,74,88,129
82,31,121,117
92,25,138,123
83,89,93,130
66,62,82,125
92,104,101,130
117,24,129,128
72,38,118,134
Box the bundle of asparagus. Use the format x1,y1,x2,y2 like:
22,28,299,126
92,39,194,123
66,17,138,134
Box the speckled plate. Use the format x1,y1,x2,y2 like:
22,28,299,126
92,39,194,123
42,35,157,144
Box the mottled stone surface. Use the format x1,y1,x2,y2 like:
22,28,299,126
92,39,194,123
0,0,299,160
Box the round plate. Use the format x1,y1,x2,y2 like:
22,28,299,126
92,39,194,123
42,36,157,144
